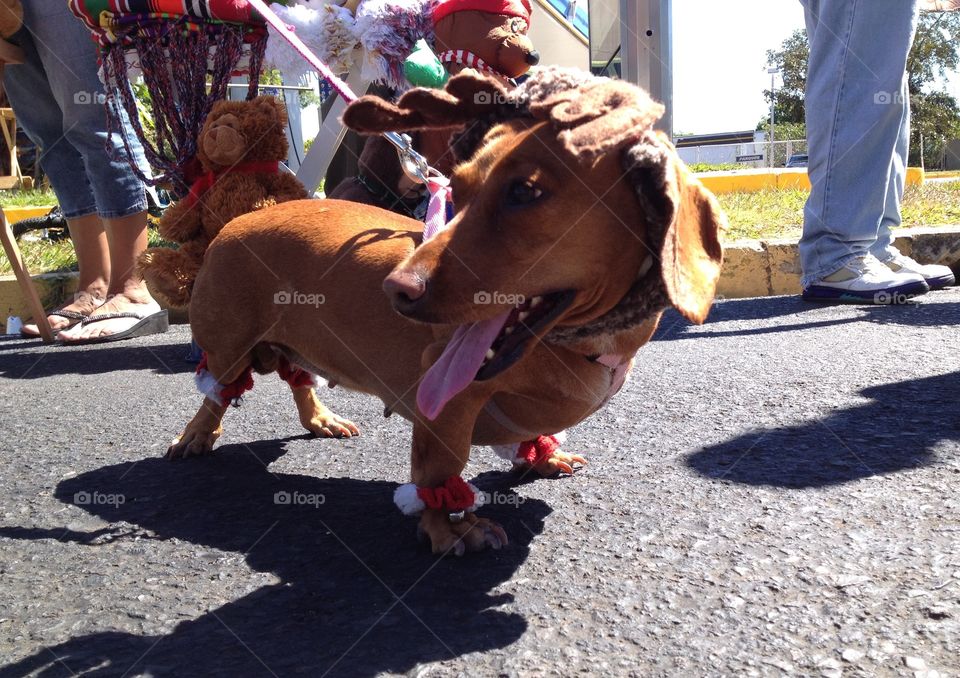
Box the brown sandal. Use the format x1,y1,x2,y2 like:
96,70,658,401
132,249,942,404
20,309,88,338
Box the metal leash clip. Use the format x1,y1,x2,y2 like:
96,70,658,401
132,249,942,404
383,131,433,185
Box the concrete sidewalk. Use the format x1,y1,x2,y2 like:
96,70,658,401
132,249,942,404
1,289,958,676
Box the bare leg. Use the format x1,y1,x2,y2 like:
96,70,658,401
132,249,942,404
21,213,108,335
290,385,360,438
60,210,160,341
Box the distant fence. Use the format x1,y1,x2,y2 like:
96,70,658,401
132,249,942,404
676,139,809,169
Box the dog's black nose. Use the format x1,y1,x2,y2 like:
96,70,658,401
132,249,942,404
525,50,540,66
383,269,426,310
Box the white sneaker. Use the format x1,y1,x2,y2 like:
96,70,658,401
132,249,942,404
882,252,956,290
802,254,929,304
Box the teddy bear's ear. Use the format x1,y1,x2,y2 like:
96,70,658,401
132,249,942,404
530,80,664,161
342,72,509,134
250,95,286,121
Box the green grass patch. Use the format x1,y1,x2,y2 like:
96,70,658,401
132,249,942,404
687,162,744,173
1,228,173,277
0,188,57,208
719,180,960,241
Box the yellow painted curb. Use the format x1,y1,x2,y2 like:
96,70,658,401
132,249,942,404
2,205,56,222
717,226,959,299
927,170,960,180
697,168,925,194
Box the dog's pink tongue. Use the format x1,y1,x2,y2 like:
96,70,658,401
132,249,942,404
417,310,511,420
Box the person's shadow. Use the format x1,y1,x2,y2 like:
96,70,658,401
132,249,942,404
686,371,960,487
0,441,549,677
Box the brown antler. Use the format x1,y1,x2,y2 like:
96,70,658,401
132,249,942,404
341,72,511,134
529,80,664,161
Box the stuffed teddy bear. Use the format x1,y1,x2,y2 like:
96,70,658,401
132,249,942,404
327,0,537,214
431,0,538,81
139,95,308,307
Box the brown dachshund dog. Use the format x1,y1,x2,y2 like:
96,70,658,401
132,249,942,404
167,68,725,556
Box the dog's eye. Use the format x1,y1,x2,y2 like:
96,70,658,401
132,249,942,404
510,17,526,33
506,180,543,206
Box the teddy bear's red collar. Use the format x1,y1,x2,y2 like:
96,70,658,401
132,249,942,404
185,160,281,206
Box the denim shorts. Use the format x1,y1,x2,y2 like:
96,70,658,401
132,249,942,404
2,2,150,220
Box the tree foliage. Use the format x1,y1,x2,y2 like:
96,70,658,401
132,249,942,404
757,12,960,167
760,29,808,127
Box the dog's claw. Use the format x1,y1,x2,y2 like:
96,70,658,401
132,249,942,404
524,451,587,477
483,522,508,550
304,413,360,439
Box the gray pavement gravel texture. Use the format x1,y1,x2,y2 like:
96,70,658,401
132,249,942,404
0,290,958,677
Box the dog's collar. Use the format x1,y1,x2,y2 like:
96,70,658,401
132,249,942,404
546,255,668,346
438,49,515,85
354,173,424,218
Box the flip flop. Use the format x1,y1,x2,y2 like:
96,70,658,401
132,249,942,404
61,309,169,345
20,309,87,338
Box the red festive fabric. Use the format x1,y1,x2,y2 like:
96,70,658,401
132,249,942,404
185,159,280,206
432,0,532,23
416,476,477,511
70,0,265,33
517,435,561,466
277,357,315,389
197,353,255,403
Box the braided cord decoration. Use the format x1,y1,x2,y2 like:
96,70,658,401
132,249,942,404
102,17,267,191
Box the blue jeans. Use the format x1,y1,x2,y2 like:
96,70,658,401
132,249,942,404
3,1,149,220
798,0,919,286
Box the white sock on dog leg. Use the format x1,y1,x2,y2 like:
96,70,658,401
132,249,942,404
194,369,226,407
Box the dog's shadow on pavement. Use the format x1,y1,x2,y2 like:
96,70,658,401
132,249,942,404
687,371,960,487
0,442,548,677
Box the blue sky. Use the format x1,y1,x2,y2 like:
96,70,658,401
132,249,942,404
670,0,960,135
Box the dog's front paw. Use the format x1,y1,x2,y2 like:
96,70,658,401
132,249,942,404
418,510,508,557
166,424,223,459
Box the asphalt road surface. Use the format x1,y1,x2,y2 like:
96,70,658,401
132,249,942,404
1,290,958,677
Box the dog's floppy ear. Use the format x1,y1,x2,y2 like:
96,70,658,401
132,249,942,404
660,158,725,323
342,72,509,134
628,132,725,324
529,80,665,160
